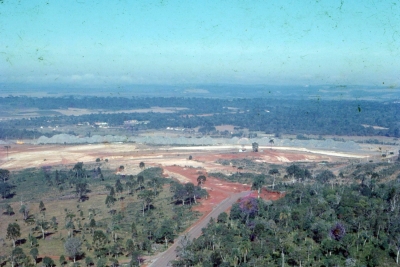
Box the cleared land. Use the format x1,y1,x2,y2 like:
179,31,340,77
0,142,394,266
0,142,369,173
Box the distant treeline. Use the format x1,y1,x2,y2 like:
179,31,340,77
0,96,399,139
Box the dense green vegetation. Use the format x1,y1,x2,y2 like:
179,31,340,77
0,96,399,139
172,173,400,266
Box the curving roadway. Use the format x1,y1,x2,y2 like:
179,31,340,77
148,190,252,267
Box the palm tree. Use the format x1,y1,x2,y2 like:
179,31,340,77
239,240,251,263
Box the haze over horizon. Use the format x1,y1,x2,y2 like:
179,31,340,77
1,0,400,91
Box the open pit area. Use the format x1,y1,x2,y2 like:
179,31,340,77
0,142,371,173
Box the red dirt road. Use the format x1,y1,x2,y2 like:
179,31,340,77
148,190,252,267
147,165,285,266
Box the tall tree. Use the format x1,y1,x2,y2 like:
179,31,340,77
75,181,88,201
148,177,161,196
137,175,144,190
252,142,259,152
126,181,136,195
19,204,29,220
7,223,21,247
185,183,196,204
115,179,123,195
29,247,39,265
105,195,116,208
252,175,265,198
269,168,280,190
138,189,154,216
0,182,13,199
73,162,84,178
28,233,38,248
172,183,187,205
9,247,26,267
64,237,82,263
36,216,50,240
39,201,45,212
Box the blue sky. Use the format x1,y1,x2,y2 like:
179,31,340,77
0,0,399,88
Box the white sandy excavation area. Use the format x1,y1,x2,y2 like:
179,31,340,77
0,143,369,172
167,145,368,158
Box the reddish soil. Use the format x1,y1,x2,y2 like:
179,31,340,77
163,165,285,215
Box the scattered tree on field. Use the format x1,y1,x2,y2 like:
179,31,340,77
139,162,145,169
269,139,274,147
29,247,38,264
59,255,66,267
39,201,45,212
7,222,21,247
28,233,38,248
64,237,82,263
35,216,50,240
73,162,85,178
19,204,29,221
75,181,88,201
3,203,14,215
197,175,206,186
252,142,259,152
42,257,55,267
105,195,116,208
9,247,26,267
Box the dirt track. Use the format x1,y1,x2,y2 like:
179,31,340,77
148,190,252,267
